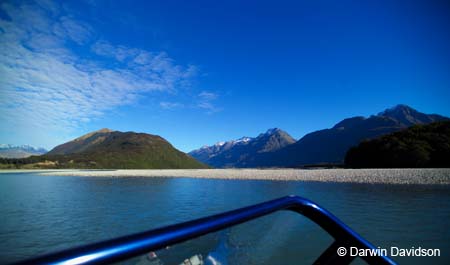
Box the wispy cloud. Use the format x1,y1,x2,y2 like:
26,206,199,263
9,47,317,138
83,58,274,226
54,16,93,45
197,91,221,113
198,91,218,101
0,0,197,137
160,101,184,110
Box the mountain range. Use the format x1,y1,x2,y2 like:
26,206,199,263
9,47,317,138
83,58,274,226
0,144,47,158
190,105,449,168
1,104,448,169
189,128,295,167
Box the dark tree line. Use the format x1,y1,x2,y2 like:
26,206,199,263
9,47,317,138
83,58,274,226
345,121,450,168
0,155,47,168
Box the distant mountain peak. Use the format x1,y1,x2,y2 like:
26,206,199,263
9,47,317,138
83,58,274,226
209,136,253,148
378,104,417,117
74,128,114,142
235,136,253,143
97,128,114,133
377,104,447,126
214,141,226,147
257,128,288,138
189,128,296,167
265,128,281,134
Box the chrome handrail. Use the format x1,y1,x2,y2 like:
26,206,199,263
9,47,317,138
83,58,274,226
12,195,396,265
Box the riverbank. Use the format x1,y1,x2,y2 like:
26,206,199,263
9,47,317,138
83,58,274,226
1,168,450,184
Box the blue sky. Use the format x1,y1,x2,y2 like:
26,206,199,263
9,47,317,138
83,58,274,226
1,0,449,152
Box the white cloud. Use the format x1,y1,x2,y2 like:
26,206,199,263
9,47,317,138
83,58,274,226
198,91,218,100
91,40,138,61
197,91,221,113
160,101,184,110
53,16,93,45
0,0,196,138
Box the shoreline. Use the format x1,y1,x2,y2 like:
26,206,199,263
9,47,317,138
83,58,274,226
1,168,450,185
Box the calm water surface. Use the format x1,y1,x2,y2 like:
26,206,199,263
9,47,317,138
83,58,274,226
0,172,449,264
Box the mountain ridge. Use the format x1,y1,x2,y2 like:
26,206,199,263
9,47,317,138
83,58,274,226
256,104,449,167
190,105,449,168
48,128,116,155
189,128,296,168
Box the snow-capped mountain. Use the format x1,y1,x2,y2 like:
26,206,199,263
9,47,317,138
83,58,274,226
0,144,47,158
189,128,296,167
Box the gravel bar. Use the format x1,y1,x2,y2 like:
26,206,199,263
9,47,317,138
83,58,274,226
3,168,449,185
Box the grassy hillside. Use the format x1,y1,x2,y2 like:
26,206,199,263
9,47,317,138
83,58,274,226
0,130,208,169
345,121,450,168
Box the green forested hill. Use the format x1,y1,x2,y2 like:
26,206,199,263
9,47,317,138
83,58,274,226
345,121,450,168
0,129,208,169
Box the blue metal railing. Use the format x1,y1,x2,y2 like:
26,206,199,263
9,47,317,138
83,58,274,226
12,195,396,265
